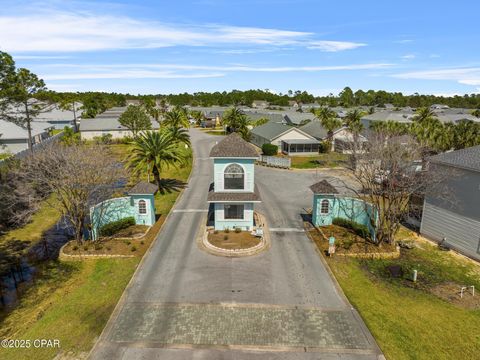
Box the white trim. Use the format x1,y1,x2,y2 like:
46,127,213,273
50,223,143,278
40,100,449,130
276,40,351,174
223,162,247,191
271,126,316,142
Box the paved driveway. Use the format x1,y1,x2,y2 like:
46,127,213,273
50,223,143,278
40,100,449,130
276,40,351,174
89,130,381,360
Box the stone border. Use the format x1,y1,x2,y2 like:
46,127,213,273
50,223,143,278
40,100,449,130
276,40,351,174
311,224,400,259
198,212,270,257
59,242,136,261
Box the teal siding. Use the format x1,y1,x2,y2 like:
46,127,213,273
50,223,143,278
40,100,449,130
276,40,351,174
312,195,377,240
213,158,255,192
90,194,156,240
213,202,254,231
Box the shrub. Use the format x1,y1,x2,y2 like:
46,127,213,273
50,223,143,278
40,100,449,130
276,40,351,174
224,228,230,233
262,143,278,156
106,246,111,251
234,228,241,233
94,243,103,251
131,246,137,252
223,235,229,241
214,230,219,234
318,140,331,153
99,217,136,237
140,240,144,245
332,217,371,240
83,245,89,251
72,245,78,251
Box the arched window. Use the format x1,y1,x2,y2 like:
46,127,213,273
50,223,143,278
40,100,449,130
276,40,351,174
224,163,244,190
320,199,330,214
138,199,147,214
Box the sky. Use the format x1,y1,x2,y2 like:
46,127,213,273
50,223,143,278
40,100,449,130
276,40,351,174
1,0,479,96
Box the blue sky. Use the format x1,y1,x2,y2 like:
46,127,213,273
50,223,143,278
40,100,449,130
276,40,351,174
1,0,479,96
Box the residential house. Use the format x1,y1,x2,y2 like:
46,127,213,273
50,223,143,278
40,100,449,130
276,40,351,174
208,133,261,231
0,119,53,154
250,121,319,154
252,100,269,108
420,145,480,261
79,107,160,140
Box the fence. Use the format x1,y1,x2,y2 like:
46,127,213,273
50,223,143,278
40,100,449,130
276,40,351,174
257,155,291,169
0,131,64,165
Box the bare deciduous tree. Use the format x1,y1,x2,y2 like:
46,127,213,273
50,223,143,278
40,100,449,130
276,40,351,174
17,143,124,243
350,132,454,245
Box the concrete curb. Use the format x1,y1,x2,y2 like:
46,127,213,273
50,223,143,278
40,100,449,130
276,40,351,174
198,212,270,257
58,242,136,261
303,222,385,358
87,135,197,360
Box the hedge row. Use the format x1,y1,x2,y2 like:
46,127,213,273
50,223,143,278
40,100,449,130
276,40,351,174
332,217,371,240
99,216,136,237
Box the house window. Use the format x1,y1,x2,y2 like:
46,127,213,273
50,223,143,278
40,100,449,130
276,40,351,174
224,204,244,219
138,200,147,214
320,199,330,214
224,164,244,190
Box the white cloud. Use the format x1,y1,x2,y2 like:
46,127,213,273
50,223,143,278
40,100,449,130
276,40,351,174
401,54,416,60
307,40,366,52
39,62,393,81
12,55,72,60
0,8,366,53
395,39,414,44
393,67,480,86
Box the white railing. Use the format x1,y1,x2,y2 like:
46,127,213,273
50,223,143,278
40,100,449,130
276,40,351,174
257,155,291,169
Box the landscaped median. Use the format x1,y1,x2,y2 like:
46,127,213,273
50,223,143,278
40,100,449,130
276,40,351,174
307,222,480,360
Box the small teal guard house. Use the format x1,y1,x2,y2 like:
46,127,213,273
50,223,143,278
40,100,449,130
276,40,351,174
90,181,157,240
310,180,377,240
208,133,261,231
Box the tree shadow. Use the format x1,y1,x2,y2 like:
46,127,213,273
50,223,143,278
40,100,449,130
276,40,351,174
158,178,187,195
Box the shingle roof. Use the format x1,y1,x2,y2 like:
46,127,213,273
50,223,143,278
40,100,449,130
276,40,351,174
80,117,160,131
207,185,261,202
209,133,258,158
128,181,158,195
0,119,51,139
429,145,480,173
309,180,339,194
250,122,294,141
299,120,336,140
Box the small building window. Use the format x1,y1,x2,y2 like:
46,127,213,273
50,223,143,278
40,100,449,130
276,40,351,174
320,199,330,214
224,204,244,219
224,164,244,190
138,199,147,214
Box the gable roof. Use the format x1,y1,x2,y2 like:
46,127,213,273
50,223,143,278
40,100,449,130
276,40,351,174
309,180,339,194
0,119,51,140
429,145,480,173
209,132,258,158
251,122,294,140
299,120,342,140
128,181,158,195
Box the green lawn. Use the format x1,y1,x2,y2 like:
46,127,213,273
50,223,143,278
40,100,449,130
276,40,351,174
0,197,61,246
0,259,138,360
289,152,348,169
325,238,480,360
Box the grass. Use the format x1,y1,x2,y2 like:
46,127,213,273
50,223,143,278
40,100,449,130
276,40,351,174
0,196,61,246
289,152,348,169
0,258,138,360
320,231,480,360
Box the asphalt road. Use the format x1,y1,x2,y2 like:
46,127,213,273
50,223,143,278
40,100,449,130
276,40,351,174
89,129,382,360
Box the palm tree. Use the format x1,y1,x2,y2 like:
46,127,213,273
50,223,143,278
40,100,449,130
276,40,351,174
313,107,342,141
453,120,480,149
410,116,443,150
222,107,250,140
163,108,189,129
344,109,365,169
165,125,191,146
127,130,188,191
413,107,437,123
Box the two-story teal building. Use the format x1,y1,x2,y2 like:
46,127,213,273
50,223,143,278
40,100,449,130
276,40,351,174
208,133,261,231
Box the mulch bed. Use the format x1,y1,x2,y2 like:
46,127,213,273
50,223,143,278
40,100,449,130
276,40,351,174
309,225,397,255
208,230,261,250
